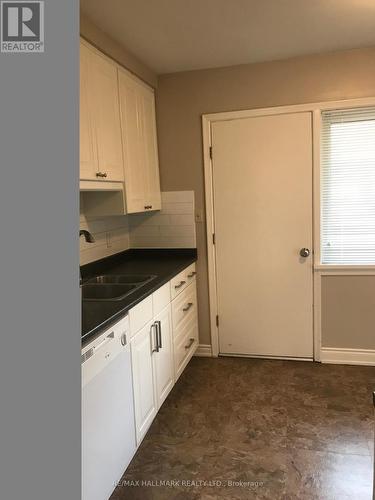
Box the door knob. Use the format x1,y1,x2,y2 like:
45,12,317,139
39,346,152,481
299,248,310,258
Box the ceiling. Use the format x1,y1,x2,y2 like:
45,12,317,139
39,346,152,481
80,0,375,74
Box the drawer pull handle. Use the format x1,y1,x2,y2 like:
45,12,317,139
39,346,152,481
183,302,193,312
96,171,108,178
144,205,153,210
187,271,196,278
184,338,195,350
174,280,186,289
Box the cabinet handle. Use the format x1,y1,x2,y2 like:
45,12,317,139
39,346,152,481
174,280,186,289
150,324,159,353
144,205,153,210
182,302,193,312
184,338,195,350
96,171,107,178
120,333,127,346
187,271,197,278
155,320,162,349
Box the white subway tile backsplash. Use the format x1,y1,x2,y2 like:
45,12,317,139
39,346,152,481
129,214,171,227
159,225,195,238
80,193,130,265
130,225,160,238
80,191,196,264
129,191,196,249
169,214,194,226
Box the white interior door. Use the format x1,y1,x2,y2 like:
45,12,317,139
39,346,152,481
211,112,313,358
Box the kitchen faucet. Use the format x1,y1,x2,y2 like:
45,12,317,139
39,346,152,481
80,229,95,243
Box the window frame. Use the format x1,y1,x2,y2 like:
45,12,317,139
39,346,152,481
313,104,375,272
318,107,375,267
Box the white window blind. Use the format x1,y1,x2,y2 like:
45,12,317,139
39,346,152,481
321,107,375,265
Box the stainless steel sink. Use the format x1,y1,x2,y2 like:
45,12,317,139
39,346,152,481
82,283,137,301
87,274,156,285
82,274,157,302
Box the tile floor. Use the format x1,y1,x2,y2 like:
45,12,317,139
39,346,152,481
111,357,375,500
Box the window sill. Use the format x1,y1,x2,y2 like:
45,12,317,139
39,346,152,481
314,265,375,274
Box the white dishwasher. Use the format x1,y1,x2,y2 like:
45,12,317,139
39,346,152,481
82,316,136,500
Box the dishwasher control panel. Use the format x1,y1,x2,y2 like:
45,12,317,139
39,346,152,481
81,316,129,387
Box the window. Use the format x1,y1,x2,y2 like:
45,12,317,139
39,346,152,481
321,107,375,265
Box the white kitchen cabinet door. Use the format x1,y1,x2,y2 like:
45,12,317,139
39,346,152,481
118,70,145,212
80,42,97,180
130,321,157,444
89,48,124,182
80,40,124,183
140,87,161,211
118,68,161,213
153,305,174,409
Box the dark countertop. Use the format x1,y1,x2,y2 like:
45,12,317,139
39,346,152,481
81,248,197,347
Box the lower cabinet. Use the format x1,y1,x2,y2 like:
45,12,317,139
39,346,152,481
153,305,174,409
130,304,174,445
130,263,198,447
173,313,199,381
130,321,157,445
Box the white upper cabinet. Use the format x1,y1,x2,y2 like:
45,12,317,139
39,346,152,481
80,43,97,180
118,68,161,213
80,41,124,183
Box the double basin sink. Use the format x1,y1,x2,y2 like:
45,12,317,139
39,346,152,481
82,274,156,302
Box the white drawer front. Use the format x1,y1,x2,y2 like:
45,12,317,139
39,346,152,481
172,281,197,336
170,269,187,300
129,296,153,337
173,316,198,381
170,263,196,299
152,282,171,317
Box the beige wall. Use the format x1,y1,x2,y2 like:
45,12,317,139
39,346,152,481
322,276,375,350
156,47,375,347
80,14,157,88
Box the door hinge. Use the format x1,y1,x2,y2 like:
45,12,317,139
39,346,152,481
216,315,219,327
212,233,216,245
209,146,213,160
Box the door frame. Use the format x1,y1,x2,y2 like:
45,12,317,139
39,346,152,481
202,97,375,359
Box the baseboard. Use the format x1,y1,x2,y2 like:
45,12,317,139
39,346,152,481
321,347,375,366
194,344,213,357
